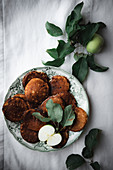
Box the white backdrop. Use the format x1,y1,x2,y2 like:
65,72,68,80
0,0,113,169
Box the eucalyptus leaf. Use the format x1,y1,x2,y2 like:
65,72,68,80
66,154,85,170
42,57,65,67
65,2,83,39
46,48,58,59
82,147,93,159
87,55,109,72
61,105,75,128
46,99,63,123
32,112,51,122
90,161,101,170
85,128,101,152
77,22,106,46
72,57,88,83
45,21,63,37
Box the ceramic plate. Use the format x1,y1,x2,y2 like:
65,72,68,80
4,66,89,151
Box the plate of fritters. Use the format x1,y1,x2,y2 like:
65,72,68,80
2,66,89,151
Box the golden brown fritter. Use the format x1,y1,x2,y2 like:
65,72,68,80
58,92,77,110
20,123,39,143
23,108,46,131
28,102,39,109
70,107,88,132
2,97,30,122
13,94,26,99
50,75,70,95
13,93,41,109
25,78,49,104
12,94,31,108
41,94,65,113
53,130,69,149
22,71,49,88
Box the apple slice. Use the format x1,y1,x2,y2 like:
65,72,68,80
38,125,55,141
47,133,62,146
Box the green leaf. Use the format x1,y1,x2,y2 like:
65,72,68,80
45,40,74,64
68,24,81,41
42,57,65,67
46,48,58,59
32,112,51,122
65,2,83,39
46,99,63,123
45,21,63,37
57,40,75,58
87,55,109,72
74,53,87,61
77,22,106,46
72,57,89,83
61,105,75,127
85,128,101,152
82,147,93,159
66,154,85,170
90,162,101,170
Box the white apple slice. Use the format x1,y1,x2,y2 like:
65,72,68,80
47,133,62,146
38,125,55,142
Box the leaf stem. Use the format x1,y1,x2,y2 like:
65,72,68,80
75,45,82,49
59,127,64,132
86,159,93,164
52,121,57,128
56,122,60,132
58,126,67,133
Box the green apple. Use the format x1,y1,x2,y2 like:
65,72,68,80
38,125,55,141
47,133,62,146
86,33,104,54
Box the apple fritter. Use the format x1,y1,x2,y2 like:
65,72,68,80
58,92,77,110
41,94,65,113
22,71,49,88
25,78,49,104
2,97,30,122
20,123,39,143
23,108,46,131
70,107,88,132
50,75,70,95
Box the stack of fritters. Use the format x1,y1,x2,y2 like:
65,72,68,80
2,71,88,148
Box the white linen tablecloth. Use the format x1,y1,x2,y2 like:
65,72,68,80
0,0,113,169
